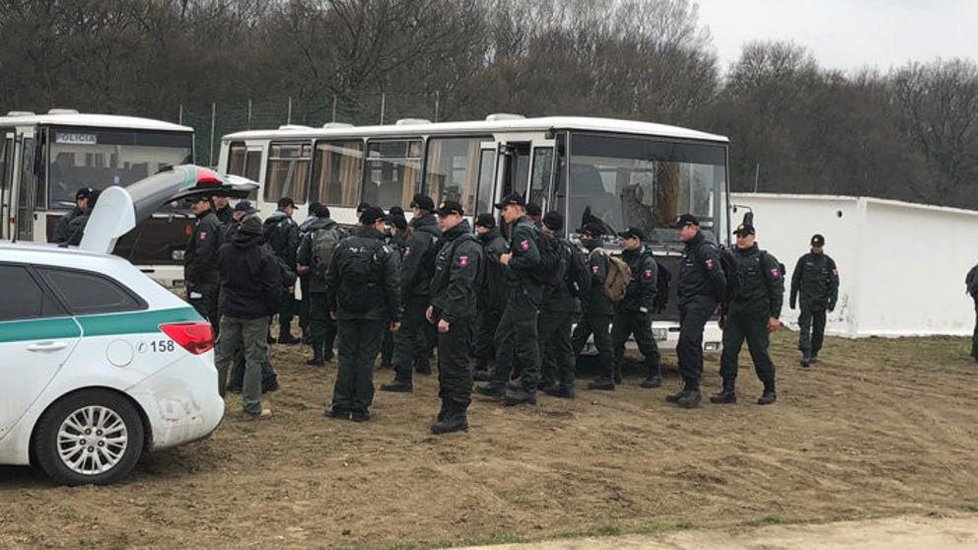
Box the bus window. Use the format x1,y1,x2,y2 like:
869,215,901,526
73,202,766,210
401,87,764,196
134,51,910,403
529,147,553,211
362,139,421,208
17,138,36,240
227,142,247,175
311,140,363,207
474,148,496,216
265,142,311,204
426,136,491,213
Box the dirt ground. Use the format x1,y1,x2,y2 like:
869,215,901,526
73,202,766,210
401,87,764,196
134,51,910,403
2,329,978,549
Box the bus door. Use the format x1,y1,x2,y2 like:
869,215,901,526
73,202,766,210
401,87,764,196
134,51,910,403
495,141,531,234
528,139,556,215
472,142,497,217
0,132,14,240
14,133,36,241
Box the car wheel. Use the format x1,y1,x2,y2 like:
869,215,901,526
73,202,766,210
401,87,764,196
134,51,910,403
32,389,145,486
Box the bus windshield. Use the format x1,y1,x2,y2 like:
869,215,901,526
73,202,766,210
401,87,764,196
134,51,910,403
46,127,193,209
566,133,726,247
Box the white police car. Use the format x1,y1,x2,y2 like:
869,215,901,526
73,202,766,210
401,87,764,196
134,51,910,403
0,166,253,485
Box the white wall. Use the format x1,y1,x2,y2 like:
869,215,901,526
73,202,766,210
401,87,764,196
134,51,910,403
731,193,978,337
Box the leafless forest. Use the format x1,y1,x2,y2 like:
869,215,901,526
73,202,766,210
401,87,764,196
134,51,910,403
1,0,976,207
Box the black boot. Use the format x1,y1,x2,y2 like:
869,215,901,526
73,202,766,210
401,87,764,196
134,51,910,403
431,406,469,434
587,377,616,391
502,388,537,406
414,356,432,375
640,364,662,388
543,384,575,399
277,321,300,345
306,343,325,366
475,383,506,398
757,381,777,405
710,379,736,404
473,369,493,382
380,378,413,392
666,381,692,403
613,363,623,385
677,388,702,409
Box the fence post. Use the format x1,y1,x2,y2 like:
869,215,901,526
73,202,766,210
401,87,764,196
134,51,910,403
434,91,440,122
380,93,386,125
331,95,337,123
287,97,293,125
209,102,216,167
178,104,183,125
247,99,253,130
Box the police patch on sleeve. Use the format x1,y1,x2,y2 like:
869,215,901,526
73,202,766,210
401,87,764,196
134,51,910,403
199,231,207,240
403,246,411,256
643,269,654,279
704,258,716,270
592,265,599,274
770,268,781,278
458,255,469,268
519,240,530,251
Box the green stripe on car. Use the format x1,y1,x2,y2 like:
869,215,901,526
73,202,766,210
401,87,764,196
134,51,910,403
0,307,201,343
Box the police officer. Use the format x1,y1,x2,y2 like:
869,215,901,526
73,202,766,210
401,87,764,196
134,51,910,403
526,202,543,228
296,204,347,366
612,227,663,389
713,216,784,405
790,233,839,367
263,197,301,344
477,193,542,406
297,202,325,344
572,223,617,391
52,187,92,243
62,189,101,246
214,214,282,419
380,206,410,369
222,200,257,244
538,211,580,398
325,206,402,422
427,200,484,433
668,214,726,408
380,194,441,392
184,194,223,330
472,213,508,382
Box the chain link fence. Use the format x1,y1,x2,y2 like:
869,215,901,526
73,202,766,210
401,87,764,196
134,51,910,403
177,93,446,167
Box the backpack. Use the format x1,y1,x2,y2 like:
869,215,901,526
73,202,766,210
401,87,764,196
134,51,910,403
337,239,385,313
311,225,344,278
563,241,592,298
530,230,563,287
592,248,631,302
652,258,671,313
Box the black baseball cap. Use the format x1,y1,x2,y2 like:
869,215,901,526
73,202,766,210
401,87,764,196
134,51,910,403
356,202,372,214
75,187,94,200
543,211,564,231
526,202,542,217
733,223,755,236
233,200,257,214
493,192,526,209
618,227,646,240
436,200,464,217
475,213,496,229
359,205,388,225
576,222,605,237
410,194,435,211
277,197,296,209
811,233,825,246
671,213,699,228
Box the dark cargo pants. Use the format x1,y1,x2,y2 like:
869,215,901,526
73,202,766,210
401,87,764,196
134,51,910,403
797,301,827,357
492,292,541,390
438,318,473,409
539,309,576,388
571,312,614,380
391,296,429,384
308,291,338,356
612,309,661,378
677,296,717,391
331,319,386,414
720,312,775,389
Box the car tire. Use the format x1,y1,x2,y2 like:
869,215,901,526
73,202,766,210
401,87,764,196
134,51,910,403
32,389,145,486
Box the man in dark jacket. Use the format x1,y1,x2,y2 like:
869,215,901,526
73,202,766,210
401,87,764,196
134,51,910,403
612,227,663,389
214,214,282,420
427,200,484,433
296,204,347,366
790,233,839,367
263,197,301,344
296,202,324,343
538,211,580,398
52,187,92,243
713,218,784,405
477,193,542,406
62,189,101,246
571,223,617,391
184,195,223,331
473,213,508,381
380,194,441,392
213,194,234,224
325,206,402,422
667,214,726,409
380,206,410,369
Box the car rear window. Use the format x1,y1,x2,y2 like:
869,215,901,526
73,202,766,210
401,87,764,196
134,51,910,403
38,267,146,315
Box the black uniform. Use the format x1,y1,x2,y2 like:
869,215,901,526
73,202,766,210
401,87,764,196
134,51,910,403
612,245,662,382
52,206,83,244
381,228,410,368
719,244,784,394
488,216,542,394
539,239,580,393
296,217,347,361
475,227,508,373
326,226,402,418
184,209,223,329
214,205,234,225
390,214,441,385
790,252,839,360
429,220,484,417
676,231,725,392
571,244,615,384
263,209,301,337
296,216,321,339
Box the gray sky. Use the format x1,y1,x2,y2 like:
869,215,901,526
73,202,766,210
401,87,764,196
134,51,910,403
694,0,978,73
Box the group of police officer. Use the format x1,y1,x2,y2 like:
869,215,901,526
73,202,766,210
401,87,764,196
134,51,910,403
181,189,841,430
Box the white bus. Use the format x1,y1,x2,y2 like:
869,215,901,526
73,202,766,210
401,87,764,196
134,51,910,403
218,115,729,350
0,110,195,284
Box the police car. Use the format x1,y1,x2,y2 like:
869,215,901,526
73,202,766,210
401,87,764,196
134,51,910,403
0,166,253,485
